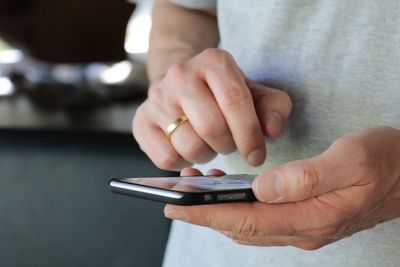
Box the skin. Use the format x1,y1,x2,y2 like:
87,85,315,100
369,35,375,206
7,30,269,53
134,0,292,170
165,126,400,250
134,0,400,250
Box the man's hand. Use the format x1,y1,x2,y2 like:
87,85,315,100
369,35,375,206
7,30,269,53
164,126,400,250
133,48,292,170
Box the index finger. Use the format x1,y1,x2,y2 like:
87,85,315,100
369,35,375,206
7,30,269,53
194,50,266,166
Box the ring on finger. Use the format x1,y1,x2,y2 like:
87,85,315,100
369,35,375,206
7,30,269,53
165,115,189,138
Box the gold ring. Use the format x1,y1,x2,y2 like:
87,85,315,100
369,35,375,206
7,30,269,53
166,115,188,138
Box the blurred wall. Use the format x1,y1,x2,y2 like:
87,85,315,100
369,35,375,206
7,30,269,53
0,0,135,63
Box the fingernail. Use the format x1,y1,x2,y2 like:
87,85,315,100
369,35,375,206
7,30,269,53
254,172,284,203
164,206,187,221
268,112,282,128
247,148,265,166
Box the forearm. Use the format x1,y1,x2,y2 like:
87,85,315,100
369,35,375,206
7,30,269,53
148,0,219,84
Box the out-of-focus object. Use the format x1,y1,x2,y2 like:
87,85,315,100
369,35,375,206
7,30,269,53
0,0,152,112
0,49,22,64
125,0,153,62
0,0,135,63
8,58,148,109
0,49,21,97
0,76,14,96
0,49,148,109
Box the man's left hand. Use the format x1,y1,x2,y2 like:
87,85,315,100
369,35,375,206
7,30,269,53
164,126,400,250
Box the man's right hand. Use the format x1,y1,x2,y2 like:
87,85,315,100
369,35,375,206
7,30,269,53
133,48,292,170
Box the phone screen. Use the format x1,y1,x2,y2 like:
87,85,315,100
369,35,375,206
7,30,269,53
119,174,256,193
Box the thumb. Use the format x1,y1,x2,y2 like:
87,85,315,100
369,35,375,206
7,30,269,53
247,81,292,138
252,154,355,203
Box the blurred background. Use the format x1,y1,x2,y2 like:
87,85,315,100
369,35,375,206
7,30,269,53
0,0,173,266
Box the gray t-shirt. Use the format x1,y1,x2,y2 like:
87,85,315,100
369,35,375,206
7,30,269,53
163,1,400,266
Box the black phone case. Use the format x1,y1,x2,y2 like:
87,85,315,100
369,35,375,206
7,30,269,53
109,179,256,205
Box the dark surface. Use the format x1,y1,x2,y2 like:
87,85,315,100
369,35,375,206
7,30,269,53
0,129,173,267
0,95,140,133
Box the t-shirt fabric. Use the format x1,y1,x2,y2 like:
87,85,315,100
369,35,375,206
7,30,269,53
163,1,400,266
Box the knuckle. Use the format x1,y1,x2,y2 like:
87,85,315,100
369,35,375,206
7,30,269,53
166,63,189,84
301,165,320,197
329,135,372,176
330,135,368,160
220,86,250,107
147,86,163,104
233,215,259,236
329,136,352,153
287,162,320,199
235,128,263,154
195,118,226,139
200,48,232,64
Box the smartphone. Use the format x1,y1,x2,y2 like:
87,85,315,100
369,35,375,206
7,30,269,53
108,174,257,205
